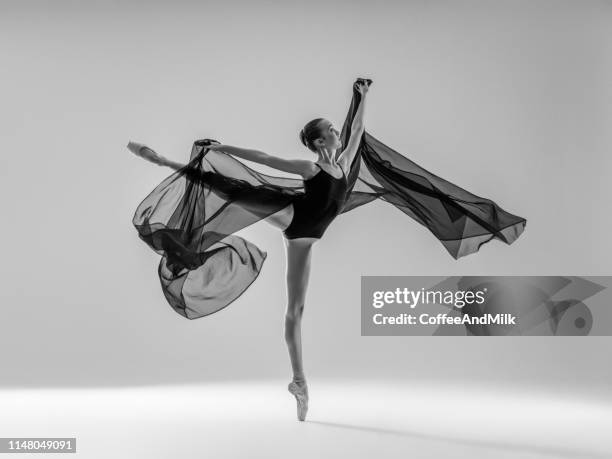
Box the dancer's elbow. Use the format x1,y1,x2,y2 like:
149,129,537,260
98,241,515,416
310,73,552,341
351,122,365,134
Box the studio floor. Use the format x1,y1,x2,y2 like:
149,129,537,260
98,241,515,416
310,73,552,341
1,379,610,459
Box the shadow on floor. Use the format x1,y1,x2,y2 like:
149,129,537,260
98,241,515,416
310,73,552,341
308,420,608,459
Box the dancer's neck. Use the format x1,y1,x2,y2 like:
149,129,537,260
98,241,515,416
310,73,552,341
316,148,339,165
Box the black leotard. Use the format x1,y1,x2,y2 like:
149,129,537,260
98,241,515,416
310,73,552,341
283,163,349,239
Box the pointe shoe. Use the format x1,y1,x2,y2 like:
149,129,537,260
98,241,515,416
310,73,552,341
127,141,163,165
126,141,146,155
288,380,309,421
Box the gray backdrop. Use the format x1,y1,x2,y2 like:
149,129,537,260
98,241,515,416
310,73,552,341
1,0,610,394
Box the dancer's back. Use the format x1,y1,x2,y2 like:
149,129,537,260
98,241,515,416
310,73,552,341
283,164,349,240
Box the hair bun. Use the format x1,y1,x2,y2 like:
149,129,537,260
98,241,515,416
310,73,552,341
299,129,308,147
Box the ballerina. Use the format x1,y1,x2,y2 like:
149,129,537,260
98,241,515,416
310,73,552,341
128,77,526,422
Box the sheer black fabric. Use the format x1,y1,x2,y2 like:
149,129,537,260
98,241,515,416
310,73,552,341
132,80,527,319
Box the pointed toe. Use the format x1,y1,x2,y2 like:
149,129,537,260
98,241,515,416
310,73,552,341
288,381,309,421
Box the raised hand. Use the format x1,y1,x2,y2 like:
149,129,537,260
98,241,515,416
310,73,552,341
354,78,372,95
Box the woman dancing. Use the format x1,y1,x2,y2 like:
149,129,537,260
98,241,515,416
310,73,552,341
128,77,526,422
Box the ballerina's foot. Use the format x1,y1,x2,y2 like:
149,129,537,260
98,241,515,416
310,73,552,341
127,141,146,155
287,380,309,421
127,141,164,165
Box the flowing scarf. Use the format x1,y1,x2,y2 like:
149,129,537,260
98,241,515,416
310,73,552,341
132,79,527,319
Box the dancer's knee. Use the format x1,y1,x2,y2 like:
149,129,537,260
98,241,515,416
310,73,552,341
285,302,305,321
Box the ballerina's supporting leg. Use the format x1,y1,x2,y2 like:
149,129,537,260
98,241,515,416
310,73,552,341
284,238,314,421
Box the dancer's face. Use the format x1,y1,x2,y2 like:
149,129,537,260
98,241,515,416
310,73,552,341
315,119,342,152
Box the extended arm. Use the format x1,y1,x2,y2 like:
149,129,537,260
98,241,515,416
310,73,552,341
337,83,368,170
128,141,312,177
215,144,313,177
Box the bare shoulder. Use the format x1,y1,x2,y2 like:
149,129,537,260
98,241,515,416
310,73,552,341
336,153,350,175
300,160,321,180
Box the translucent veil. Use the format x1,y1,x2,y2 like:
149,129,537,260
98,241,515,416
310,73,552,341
132,79,527,320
